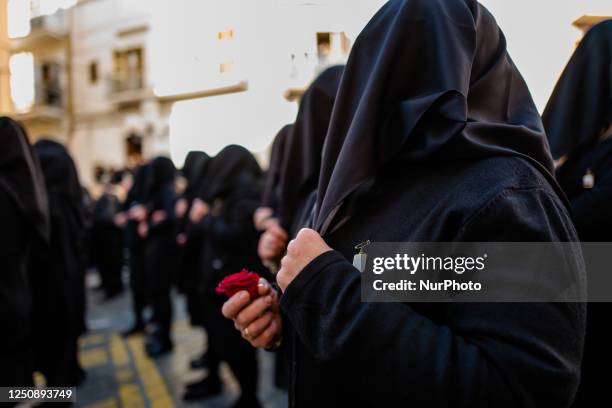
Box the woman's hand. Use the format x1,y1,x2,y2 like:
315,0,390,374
129,204,147,222
175,198,189,218
151,210,167,225
189,198,210,223
137,221,148,238
222,278,282,349
258,223,289,262
277,228,332,292
254,207,274,231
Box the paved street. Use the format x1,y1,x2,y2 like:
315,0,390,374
75,276,287,408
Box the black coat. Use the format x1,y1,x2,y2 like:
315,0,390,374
277,0,586,406
0,118,48,386
280,156,585,407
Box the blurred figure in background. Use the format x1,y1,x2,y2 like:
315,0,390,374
174,151,213,370
141,156,178,356
122,164,150,336
184,145,264,407
254,125,292,234
542,20,612,408
91,171,125,299
0,118,49,387
258,66,344,268
32,139,87,386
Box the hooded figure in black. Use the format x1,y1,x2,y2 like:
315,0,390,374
142,156,177,356
542,20,612,407
123,164,150,335
0,117,48,386
91,172,124,299
32,139,87,386
185,145,264,406
257,68,344,276
278,66,343,235
226,1,586,407
176,151,210,299
260,125,292,213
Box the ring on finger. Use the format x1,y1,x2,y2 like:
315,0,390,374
243,327,250,338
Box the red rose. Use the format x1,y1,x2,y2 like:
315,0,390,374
215,269,261,300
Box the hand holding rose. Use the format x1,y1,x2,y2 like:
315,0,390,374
222,278,282,349
277,228,332,292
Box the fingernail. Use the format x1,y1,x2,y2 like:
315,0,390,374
266,295,273,305
241,292,249,301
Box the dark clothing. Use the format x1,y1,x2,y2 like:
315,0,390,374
92,192,124,297
31,140,87,386
313,0,556,235
542,19,612,408
144,184,177,343
281,156,585,408
0,189,35,386
278,67,343,228
0,117,48,386
542,20,612,160
261,125,292,210
556,138,612,241
195,145,265,401
125,164,149,327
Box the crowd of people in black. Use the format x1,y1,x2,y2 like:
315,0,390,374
0,0,611,407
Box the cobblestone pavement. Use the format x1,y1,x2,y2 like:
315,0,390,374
75,279,287,408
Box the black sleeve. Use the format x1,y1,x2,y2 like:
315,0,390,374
280,187,585,408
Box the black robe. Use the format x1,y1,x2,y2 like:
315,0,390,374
277,66,343,231
123,164,149,328
0,117,49,386
195,145,265,401
278,1,586,407
261,125,292,212
32,139,86,386
142,157,177,342
542,20,612,408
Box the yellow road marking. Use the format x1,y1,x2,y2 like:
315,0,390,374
80,334,106,348
119,383,146,407
110,334,130,367
80,347,109,368
84,397,118,408
127,335,175,408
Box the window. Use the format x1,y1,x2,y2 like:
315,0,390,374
113,48,144,92
89,61,98,84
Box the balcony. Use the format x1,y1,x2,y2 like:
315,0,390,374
13,84,65,125
108,71,153,108
11,11,68,52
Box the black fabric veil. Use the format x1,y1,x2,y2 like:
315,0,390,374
144,156,176,204
543,20,612,160
313,0,557,235
0,117,49,239
33,139,84,232
261,125,292,208
199,145,262,202
277,66,344,226
182,151,211,201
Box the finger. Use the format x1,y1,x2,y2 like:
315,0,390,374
221,291,251,319
251,319,278,348
257,278,271,296
235,295,274,328
269,225,288,241
242,312,273,340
